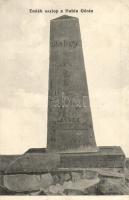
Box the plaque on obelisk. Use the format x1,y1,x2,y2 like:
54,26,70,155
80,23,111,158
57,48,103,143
47,15,97,152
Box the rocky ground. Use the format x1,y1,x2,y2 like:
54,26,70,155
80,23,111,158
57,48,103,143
0,168,129,195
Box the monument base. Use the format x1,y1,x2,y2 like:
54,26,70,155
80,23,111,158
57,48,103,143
0,146,125,175
60,146,125,169
0,146,127,195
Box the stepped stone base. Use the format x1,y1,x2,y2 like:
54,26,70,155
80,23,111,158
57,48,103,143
0,146,125,175
0,146,126,195
60,146,125,169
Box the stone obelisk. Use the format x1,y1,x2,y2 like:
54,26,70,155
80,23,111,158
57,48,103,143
47,15,97,152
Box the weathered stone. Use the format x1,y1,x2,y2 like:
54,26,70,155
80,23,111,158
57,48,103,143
0,175,4,187
0,175,9,195
98,169,125,180
4,173,54,193
38,190,47,195
63,178,100,192
125,180,129,187
125,168,129,187
98,177,129,195
0,155,20,174
49,183,64,194
63,180,73,189
0,186,18,195
60,146,125,168
5,153,60,174
95,167,124,174
71,172,82,182
58,173,65,184
121,185,129,195
125,168,129,179
84,184,98,195
126,158,129,168
57,172,71,184
64,173,71,181
47,15,97,153
52,174,60,184
82,170,98,179
4,174,40,192
40,173,53,189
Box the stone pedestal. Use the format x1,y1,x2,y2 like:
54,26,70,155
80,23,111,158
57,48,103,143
60,146,125,169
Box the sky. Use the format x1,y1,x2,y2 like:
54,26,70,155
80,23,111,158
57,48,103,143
0,0,129,156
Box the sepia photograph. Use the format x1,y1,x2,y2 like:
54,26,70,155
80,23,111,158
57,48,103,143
0,0,129,197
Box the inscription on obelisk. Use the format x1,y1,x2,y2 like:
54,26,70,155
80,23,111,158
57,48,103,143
47,15,97,152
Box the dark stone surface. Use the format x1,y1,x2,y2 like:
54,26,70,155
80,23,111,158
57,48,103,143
98,177,129,195
126,158,129,168
0,146,125,175
47,15,97,152
5,153,60,174
40,173,54,189
4,174,41,192
84,184,98,195
60,146,125,168
24,148,46,154
0,175,4,187
0,185,19,195
124,168,129,183
0,155,20,174
4,173,54,193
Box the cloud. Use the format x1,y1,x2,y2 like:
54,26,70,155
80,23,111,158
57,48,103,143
91,87,129,156
0,89,47,154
